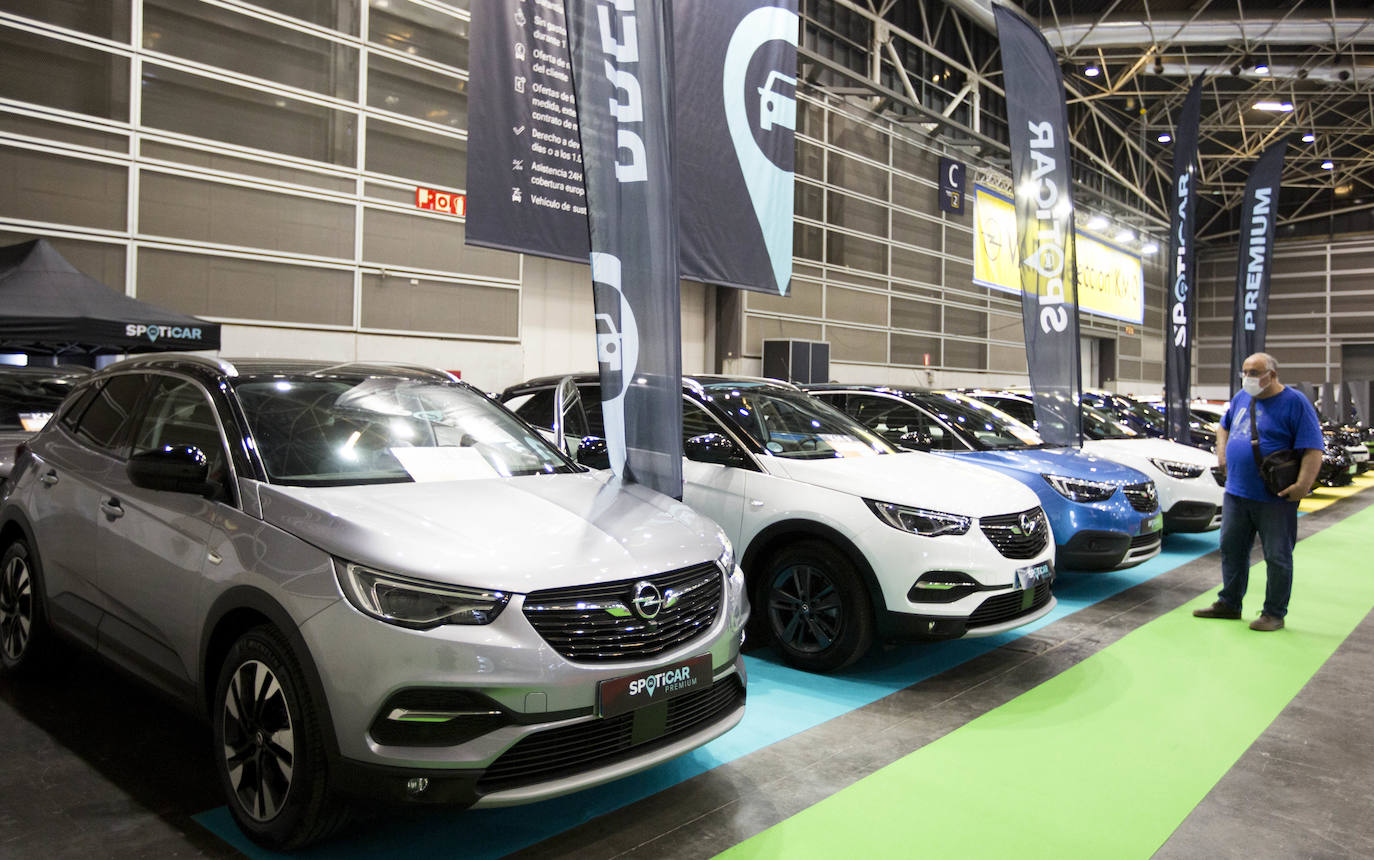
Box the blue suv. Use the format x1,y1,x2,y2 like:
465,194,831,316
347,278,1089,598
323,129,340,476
806,385,1163,571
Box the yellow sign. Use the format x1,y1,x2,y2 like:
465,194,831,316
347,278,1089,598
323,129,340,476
972,185,1144,324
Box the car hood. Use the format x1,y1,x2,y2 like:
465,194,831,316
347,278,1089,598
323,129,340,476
257,472,724,594
946,447,1151,484
763,451,1042,517
1081,437,1216,468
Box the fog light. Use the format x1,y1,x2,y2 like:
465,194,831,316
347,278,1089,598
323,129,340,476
406,777,430,796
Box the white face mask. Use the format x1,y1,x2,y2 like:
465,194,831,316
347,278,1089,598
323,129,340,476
1242,375,1263,397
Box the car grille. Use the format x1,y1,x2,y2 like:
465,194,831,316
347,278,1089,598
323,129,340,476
477,674,745,793
522,563,723,663
966,581,1053,629
978,507,1050,559
1129,531,1162,550
1122,482,1159,513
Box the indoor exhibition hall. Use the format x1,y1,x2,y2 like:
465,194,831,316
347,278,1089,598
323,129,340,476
2,0,1374,858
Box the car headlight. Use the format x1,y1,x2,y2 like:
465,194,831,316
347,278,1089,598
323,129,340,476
1149,457,1206,479
1042,474,1118,502
336,561,509,628
866,499,971,536
717,533,736,575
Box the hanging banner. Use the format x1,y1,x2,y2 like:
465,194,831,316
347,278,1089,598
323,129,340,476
1164,79,1202,444
467,0,797,295
993,5,1082,447
972,186,1144,324
566,0,684,499
1228,139,1287,397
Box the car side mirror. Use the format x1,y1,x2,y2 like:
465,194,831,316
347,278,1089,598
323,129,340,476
575,436,611,470
127,445,216,497
896,430,933,452
684,433,746,467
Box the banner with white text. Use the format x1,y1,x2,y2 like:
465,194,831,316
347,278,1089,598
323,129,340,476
1164,79,1202,444
994,6,1082,447
1228,139,1287,397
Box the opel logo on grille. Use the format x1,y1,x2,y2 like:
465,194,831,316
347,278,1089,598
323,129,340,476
630,581,663,620
1019,511,1040,536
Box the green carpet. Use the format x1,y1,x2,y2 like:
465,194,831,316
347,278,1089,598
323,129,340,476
720,503,1374,859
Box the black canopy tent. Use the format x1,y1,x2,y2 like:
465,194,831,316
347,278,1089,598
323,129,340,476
0,239,220,356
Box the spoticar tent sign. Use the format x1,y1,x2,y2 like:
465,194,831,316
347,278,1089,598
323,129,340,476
0,239,221,355
466,0,798,296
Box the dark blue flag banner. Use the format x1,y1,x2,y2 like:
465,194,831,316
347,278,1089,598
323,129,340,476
1228,139,1287,397
1164,79,1203,444
993,5,1082,447
468,0,796,296
565,0,684,499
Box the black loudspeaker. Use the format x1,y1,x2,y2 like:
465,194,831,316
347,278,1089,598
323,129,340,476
763,339,830,384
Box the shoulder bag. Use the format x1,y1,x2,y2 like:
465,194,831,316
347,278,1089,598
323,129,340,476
1250,402,1302,496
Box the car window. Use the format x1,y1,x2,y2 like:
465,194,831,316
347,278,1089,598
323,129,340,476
58,383,101,432
235,375,576,485
509,389,554,427
915,392,1045,449
132,376,231,495
682,398,724,443
983,395,1035,427
833,393,963,450
700,383,894,459
71,374,148,455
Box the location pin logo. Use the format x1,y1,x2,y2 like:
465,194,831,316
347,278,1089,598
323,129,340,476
723,6,799,296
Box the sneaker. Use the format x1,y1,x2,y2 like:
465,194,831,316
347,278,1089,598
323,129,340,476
1250,614,1285,631
1193,600,1242,619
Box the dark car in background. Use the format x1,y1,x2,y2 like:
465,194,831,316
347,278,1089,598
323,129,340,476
0,365,92,479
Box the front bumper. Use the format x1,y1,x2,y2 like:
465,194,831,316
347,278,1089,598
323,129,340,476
1058,526,1162,570
1163,500,1221,533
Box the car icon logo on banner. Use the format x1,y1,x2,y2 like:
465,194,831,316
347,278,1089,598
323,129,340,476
594,312,622,372
757,70,797,132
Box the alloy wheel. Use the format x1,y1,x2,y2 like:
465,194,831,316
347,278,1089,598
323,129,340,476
0,554,32,661
768,564,844,655
222,659,296,822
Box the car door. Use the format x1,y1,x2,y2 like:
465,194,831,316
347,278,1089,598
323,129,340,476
94,373,229,694
680,396,750,545
23,374,149,648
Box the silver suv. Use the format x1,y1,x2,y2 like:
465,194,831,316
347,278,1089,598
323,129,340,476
0,355,747,849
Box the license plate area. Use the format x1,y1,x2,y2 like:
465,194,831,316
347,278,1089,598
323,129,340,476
598,654,713,718
1014,560,1052,590
1141,513,1163,534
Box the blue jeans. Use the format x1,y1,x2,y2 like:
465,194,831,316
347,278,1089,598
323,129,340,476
1217,492,1299,617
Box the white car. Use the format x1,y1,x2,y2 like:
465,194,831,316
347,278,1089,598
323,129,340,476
968,391,1223,533
502,375,1057,673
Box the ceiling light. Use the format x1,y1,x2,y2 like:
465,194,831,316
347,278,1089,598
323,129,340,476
1253,63,1270,74
1084,65,1100,77
1157,133,1172,143
1087,215,1109,230
1253,101,1294,112
1141,242,1159,254
1335,184,1352,196
1321,160,1334,170
1301,133,1315,143
1115,229,1135,242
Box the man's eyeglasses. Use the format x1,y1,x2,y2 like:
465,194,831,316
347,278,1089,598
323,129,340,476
1239,369,1271,378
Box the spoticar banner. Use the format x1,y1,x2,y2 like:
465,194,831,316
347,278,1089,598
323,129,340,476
1228,139,1287,397
993,5,1082,447
1164,79,1203,444
565,0,684,500
466,0,797,296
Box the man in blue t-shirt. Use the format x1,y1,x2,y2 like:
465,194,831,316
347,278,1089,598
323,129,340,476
1194,352,1324,631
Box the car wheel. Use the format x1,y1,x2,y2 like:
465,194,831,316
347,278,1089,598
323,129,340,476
213,625,348,850
0,539,51,674
760,541,873,673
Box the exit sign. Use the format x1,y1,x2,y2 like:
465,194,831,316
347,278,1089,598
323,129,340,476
416,187,466,216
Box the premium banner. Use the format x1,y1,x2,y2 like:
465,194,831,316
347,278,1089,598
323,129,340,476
1228,139,1287,397
973,186,1144,324
566,0,684,499
467,0,797,295
993,6,1082,447
1164,79,1203,444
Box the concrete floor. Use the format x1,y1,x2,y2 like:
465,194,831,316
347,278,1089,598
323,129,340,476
2,491,1371,859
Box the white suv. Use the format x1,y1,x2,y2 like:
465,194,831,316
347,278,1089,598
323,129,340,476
502,375,1057,673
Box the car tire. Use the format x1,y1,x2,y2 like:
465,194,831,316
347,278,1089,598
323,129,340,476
212,624,349,850
0,539,52,675
759,540,874,673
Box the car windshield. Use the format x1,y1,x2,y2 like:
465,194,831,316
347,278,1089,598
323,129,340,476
0,368,88,431
1081,401,1139,440
700,382,895,459
916,391,1047,449
234,375,575,486
1107,394,1166,432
